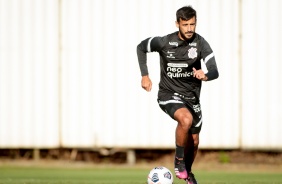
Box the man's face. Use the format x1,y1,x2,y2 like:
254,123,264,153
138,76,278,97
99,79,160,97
176,16,196,40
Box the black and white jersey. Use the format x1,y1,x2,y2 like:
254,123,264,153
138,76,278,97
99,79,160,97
137,31,219,100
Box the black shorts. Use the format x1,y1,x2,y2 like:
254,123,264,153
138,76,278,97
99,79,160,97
157,93,202,134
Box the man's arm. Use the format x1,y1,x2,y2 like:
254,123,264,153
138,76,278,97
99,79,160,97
204,54,219,81
136,36,164,91
200,39,219,81
137,36,164,76
136,38,151,76
137,38,152,92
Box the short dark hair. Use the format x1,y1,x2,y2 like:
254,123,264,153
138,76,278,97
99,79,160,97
176,6,197,22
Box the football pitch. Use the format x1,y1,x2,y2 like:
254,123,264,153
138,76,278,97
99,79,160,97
0,165,281,184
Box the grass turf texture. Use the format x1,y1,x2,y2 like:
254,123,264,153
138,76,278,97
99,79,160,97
0,166,281,184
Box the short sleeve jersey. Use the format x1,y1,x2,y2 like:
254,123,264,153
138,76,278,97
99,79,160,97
137,31,218,100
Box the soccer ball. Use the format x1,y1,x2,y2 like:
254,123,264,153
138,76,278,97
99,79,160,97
147,166,173,184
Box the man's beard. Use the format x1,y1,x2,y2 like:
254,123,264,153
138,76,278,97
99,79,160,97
179,29,194,41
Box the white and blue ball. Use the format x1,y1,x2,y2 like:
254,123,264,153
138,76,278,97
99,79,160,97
147,166,173,184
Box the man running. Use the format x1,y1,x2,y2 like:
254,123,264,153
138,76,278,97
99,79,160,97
137,6,219,184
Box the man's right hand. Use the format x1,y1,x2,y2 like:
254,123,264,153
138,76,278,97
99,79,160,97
141,75,152,92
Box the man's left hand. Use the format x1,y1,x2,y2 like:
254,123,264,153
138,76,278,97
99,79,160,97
193,67,208,81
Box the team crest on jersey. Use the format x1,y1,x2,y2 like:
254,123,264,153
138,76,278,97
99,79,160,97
188,47,197,59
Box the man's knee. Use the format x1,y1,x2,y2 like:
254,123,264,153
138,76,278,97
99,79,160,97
177,115,193,131
174,108,193,128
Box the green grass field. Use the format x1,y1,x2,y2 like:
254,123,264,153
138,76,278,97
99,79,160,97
0,165,281,184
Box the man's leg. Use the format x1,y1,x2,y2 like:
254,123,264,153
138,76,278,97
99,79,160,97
173,108,193,179
185,133,199,184
185,133,199,172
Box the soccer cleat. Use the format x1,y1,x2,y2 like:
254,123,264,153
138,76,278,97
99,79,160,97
174,157,188,179
185,172,198,184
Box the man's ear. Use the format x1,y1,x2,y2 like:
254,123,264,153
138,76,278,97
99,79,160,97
175,21,179,28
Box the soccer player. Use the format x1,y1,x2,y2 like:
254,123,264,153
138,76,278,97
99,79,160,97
136,6,219,184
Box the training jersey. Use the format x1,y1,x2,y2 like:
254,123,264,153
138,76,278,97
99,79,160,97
137,31,218,100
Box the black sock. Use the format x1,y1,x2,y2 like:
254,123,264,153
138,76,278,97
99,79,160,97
175,144,185,159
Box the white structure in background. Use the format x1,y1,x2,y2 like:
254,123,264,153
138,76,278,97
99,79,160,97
0,0,281,151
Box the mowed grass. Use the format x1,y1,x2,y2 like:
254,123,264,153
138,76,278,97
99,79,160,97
0,165,281,184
